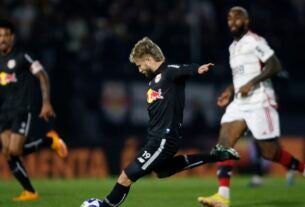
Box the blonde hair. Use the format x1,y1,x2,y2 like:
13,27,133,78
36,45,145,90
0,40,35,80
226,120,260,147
129,37,165,63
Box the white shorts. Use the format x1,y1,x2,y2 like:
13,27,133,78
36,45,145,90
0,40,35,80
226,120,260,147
221,101,280,140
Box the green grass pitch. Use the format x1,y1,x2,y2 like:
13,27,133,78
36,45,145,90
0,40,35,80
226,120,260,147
1,176,305,207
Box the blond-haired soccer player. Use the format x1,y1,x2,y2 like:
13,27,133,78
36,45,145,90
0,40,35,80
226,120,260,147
198,6,305,207
96,37,239,207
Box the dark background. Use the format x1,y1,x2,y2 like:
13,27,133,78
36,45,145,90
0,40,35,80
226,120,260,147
1,0,304,173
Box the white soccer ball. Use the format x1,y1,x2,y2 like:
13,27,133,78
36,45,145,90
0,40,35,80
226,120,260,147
80,198,103,207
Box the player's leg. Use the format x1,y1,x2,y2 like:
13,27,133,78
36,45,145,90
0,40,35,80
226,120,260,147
154,148,240,179
22,130,68,158
1,131,37,200
198,101,247,207
198,121,247,207
100,158,154,207
99,170,133,207
99,137,172,207
210,101,247,159
257,139,305,176
249,106,304,184
1,130,11,159
22,117,68,158
249,140,265,187
8,132,39,201
8,111,40,201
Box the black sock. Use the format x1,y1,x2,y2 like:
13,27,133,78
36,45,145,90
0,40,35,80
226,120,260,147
217,161,234,186
288,157,302,171
23,137,53,156
183,153,220,168
8,156,35,193
101,183,130,207
156,153,218,178
218,164,233,179
253,142,264,176
253,160,264,176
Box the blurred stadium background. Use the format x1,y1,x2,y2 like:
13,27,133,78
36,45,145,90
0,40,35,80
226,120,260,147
0,0,304,178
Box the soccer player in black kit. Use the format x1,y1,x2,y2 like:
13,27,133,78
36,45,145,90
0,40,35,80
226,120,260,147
0,19,68,201
96,37,239,207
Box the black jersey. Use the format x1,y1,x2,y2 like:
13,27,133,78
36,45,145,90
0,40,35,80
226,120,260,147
146,62,199,139
0,50,36,112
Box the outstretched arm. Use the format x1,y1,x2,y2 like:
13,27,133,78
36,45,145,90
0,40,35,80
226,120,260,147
168,63,214,80
198,63,215,74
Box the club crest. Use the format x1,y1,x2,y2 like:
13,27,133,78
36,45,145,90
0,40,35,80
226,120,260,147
155,74,162,83
7,59,16,69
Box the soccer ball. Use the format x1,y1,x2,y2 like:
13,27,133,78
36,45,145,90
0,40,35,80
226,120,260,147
80,198,103,207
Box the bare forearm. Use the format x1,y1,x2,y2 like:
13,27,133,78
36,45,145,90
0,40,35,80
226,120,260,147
249,55,281,86
36,71,51,103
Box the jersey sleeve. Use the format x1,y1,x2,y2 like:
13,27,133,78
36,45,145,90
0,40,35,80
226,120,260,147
253,39,274,63
166,64,199,80
24,53,44,74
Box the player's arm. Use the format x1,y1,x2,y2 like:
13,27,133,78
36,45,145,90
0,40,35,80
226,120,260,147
239,40,281,97
25,54,56,120
35,69,56,121
217,84,234,108
248,54,281,85
168,63,214,79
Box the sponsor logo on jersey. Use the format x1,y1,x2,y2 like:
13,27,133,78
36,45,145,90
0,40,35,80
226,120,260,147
0,72,17,86
232,65,245,75
147,88,164,104
255,46,265,57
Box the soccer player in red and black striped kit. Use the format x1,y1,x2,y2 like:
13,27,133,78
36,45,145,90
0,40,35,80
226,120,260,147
94,37,240,207
0,19,68,201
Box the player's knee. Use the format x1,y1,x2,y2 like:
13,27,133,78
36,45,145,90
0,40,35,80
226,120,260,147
258,141,279,160
8,147,22,156
218,134,234,147
261,148,276,160
155,165,173,178
117,171,133,187
155,171,170,179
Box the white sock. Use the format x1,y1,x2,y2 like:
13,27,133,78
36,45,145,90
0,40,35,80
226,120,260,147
218,186,230,199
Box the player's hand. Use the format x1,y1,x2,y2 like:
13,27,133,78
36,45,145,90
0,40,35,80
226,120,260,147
238,82,253,97
198,63,214,74
217,90,232,108
39,102,56,121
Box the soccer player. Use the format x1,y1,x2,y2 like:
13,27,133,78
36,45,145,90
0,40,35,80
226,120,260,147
197,7,305,207
0,19,68,201
96,37,239,207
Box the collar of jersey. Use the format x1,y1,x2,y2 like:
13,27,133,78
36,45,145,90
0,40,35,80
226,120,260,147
150,61,166,80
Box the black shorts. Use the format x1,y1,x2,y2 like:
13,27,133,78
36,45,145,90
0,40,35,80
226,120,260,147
0,110,32,136
124,136,181,182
